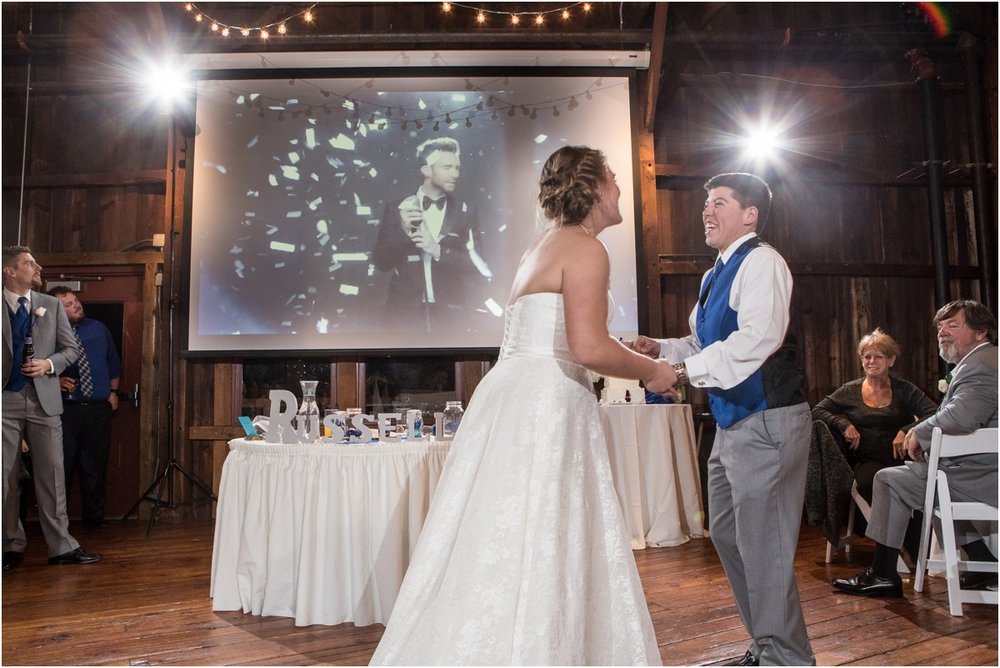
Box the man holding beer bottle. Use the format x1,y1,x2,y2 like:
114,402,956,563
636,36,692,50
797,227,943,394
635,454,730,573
2,246,100,569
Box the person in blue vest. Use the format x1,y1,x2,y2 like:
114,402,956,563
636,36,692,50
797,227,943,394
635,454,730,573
630,173,812,666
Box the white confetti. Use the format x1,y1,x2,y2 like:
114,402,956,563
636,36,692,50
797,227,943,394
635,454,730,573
332,253,368,262
484,298,503,317
247,135,259,148
308,197,323,210
339,284,359,296
281,165,300,180
328,134,356,151
286,211,302,218
268,174,279,186
270,241,295,252
534,134,548,144
305,128,317,149
316,317,329,334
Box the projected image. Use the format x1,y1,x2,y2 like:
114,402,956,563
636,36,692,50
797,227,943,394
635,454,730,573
188,74,637,352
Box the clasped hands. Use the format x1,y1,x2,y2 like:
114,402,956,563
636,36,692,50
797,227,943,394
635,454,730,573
624,335,681,400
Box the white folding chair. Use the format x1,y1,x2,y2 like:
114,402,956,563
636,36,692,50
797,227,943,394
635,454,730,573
914,427,999,616
826,481,910,573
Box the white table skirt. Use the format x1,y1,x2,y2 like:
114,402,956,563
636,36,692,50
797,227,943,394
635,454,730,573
599,404,706,549
210,439,451,627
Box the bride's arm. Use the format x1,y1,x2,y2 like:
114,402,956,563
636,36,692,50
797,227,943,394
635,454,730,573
562,238,679,396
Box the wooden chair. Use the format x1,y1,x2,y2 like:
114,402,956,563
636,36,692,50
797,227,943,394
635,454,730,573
914,427,999,616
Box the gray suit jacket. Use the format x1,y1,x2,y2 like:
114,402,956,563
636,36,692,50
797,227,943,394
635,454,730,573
913,343,998,467
2,290,79,416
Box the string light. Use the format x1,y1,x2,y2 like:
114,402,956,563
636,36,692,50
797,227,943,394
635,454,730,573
221,70,615,133
184,3,318,39
442,2,593,27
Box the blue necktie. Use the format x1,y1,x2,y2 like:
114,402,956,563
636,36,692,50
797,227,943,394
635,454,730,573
699,259,724,308
13,296,28,331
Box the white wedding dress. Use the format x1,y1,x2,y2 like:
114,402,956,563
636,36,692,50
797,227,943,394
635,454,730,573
370,292,661,666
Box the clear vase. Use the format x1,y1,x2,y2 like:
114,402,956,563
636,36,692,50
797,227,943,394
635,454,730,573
296,380,321,443
442,400,464,438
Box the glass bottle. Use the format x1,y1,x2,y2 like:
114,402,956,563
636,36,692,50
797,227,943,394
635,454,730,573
443,400,464,438
295,380,321,443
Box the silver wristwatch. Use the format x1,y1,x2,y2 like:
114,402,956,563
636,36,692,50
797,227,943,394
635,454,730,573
673,362,689,385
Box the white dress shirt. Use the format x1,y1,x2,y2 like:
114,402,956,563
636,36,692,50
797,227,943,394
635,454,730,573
656,232,793,391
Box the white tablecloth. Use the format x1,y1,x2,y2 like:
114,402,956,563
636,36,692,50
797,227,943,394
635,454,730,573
599,403,705,549
210,439,451,627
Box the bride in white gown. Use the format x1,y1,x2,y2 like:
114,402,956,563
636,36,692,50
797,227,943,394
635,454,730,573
370,146,679,666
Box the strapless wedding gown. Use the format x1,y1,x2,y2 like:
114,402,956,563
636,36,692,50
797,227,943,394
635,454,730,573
370,292,661,666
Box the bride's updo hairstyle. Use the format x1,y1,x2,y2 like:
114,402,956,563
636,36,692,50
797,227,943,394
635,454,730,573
538,146,608,227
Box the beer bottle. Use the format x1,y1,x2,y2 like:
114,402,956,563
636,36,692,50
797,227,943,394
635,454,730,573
23,332,35,362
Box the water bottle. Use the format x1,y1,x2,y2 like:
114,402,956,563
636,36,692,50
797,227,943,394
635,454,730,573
443,400,464,439
295,380,321,443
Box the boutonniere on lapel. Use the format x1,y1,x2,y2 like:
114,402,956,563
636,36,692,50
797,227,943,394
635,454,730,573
33,307,46,318
938,370,953,394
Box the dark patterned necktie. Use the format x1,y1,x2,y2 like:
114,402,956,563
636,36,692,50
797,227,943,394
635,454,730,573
72,325,95,398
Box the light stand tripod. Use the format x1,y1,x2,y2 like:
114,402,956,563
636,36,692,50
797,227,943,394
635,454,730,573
123,113,215,535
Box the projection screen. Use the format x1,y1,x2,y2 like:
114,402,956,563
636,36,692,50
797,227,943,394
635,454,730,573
186,71,640,353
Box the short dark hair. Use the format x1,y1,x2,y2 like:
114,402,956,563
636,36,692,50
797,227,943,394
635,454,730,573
48,286,76,298
704,173,772,232
416,137,460,167
934,299,997,343
2,245,31,269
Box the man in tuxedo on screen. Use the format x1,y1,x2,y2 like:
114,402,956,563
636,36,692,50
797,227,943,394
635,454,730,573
372,137,490,333
2,246,100,569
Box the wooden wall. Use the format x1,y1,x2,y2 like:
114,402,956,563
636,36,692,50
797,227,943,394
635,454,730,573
2,2,996,519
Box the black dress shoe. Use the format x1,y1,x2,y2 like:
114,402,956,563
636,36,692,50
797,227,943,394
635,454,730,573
2,551,23,570
48,547,101,565
720,650,758,666
832,566,902,597
960,570,999,590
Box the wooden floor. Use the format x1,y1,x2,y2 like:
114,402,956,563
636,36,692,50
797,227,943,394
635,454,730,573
2,519,996,666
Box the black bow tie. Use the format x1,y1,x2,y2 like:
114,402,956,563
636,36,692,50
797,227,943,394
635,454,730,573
422,196,445,211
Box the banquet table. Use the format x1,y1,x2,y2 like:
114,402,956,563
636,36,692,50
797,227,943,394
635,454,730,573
598,403,706,549
210,439,451,627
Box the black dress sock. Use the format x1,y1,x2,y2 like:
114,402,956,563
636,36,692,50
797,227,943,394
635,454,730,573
872,542,901,579
962,538,998,562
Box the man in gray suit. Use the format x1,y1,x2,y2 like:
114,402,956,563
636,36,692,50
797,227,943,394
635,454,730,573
834,299,998,596
2,246,100,569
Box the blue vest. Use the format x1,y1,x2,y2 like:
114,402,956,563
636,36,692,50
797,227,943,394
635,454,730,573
4,302,30,392
695,237,806,428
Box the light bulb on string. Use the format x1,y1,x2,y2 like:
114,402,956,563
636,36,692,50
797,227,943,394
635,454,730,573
210,22,219,32
476,11,486,24
194,13,203,22
510,14,520,25
442,3,451,13
535,14,544,25
562,9,570,20
278,23,287,35
553,106,560,116
465,117,473,127
304,10,314,22
241,27,250,37
445,113,452,124
507,107,515,117
433,121,440,131
260,29,269,40
221,27,230,36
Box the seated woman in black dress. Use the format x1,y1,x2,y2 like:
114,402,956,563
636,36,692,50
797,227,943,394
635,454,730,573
812,328,937,505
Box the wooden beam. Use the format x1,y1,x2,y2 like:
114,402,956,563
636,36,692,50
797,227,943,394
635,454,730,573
642,2,668,133
2,170,168,189
188,425,243,441
32,251,164,267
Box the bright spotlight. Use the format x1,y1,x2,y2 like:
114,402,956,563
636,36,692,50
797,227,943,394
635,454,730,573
142,59,192,110
740,126,782,161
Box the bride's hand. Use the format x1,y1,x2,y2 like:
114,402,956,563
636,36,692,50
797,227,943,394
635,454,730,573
644,359,681,400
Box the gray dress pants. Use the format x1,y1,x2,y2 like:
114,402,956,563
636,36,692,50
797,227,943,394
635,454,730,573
708,402,815,666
